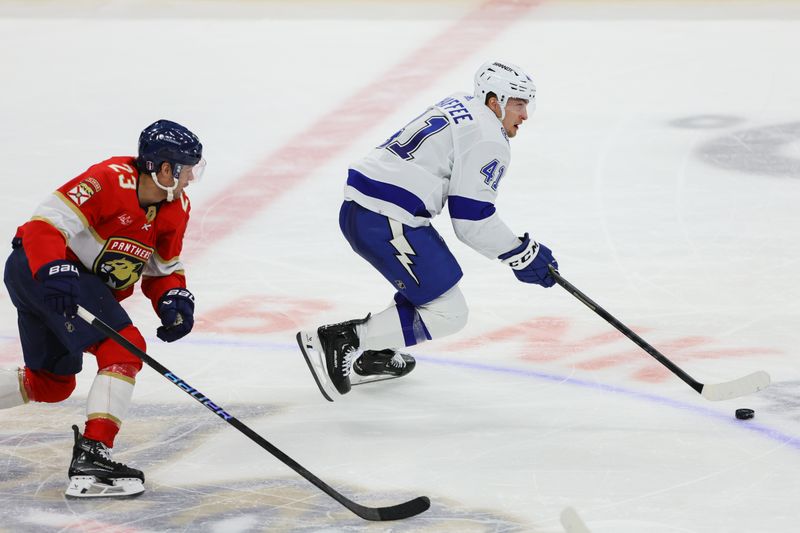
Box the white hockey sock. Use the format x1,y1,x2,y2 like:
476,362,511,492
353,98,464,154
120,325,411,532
357,306,406,351
0,368,28,409
357,285,469,350
86,367,135,427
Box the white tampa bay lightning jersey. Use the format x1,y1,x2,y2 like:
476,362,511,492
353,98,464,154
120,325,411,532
346,92,521,259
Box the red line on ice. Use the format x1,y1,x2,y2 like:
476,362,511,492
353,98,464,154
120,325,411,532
185,0,542,259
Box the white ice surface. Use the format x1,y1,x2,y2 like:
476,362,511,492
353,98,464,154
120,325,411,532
1,1,799,532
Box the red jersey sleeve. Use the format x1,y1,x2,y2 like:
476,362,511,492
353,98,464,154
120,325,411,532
15,220,68,276
16,163,116,276
141,194,191,311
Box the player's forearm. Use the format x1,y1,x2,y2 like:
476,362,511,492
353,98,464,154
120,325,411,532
451,214,520,259
141,273,187,312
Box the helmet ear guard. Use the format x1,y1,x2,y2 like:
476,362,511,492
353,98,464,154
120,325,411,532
474,60,536,120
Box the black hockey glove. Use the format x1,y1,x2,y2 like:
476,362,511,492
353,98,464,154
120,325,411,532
37,260,81,317
498,233,558,287
156,288,195,342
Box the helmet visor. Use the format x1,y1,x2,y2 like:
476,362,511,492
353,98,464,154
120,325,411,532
189,158,206,183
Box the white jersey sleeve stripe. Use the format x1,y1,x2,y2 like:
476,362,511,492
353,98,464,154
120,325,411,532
32,192,90,240
143,251,185,277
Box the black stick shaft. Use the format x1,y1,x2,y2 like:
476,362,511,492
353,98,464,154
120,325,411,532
548,267,703,393
76,306,429,521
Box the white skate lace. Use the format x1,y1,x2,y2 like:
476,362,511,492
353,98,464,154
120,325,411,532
84,440,113,462
96,446,113,462
389,353,406,368
341,347,363,377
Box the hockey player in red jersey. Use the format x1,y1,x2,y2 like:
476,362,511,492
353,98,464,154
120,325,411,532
0,119,205,498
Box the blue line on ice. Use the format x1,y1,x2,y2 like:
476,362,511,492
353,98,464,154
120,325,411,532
3,332,795,450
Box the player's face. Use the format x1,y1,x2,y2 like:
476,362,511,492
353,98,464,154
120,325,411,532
502,98,529,138
153,165,186,201
158,161,205,200
171,164,197,198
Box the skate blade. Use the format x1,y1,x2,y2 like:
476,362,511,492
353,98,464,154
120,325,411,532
350,373,401,386
65,476,144,498
296,331,336,402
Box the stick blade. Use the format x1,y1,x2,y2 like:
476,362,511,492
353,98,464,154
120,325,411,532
560,506,592,533
353,496,430,521
701,370,771,401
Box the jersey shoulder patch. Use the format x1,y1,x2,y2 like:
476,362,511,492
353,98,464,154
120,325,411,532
63,178,100,207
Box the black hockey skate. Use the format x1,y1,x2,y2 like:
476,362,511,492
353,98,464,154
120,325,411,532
352,349,416,386
296,315,368,401
65,425,144,498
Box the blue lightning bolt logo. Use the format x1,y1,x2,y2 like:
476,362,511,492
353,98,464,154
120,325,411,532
389,220,419,285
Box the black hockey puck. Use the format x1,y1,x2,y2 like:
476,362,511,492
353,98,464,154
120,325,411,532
735,408,755,420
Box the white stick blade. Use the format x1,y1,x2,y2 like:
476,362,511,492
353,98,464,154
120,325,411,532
701,370,771,401
560,506,592,533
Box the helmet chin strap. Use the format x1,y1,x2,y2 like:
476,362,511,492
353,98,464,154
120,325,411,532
499,94,512,121
150,172,179,202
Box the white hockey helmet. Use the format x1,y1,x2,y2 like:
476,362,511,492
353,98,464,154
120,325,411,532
474,60,536,119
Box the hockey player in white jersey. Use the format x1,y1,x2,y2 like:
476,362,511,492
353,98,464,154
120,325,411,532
297,60,558,401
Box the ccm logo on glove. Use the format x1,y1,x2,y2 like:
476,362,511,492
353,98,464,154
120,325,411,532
504,241,539,269
498,233,558,288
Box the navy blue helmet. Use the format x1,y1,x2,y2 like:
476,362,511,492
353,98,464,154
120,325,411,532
137,120,203,177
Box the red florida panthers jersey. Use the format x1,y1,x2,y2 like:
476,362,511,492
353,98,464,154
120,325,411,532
16,156,191,305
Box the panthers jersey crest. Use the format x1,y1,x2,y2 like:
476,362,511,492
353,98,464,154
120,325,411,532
93,237,154,290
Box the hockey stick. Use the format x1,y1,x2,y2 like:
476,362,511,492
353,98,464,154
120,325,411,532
548,266,770,401
76,306,430,521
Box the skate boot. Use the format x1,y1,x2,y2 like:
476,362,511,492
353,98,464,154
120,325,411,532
296,315,368,401
65,425,144,498
352,349,416,385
